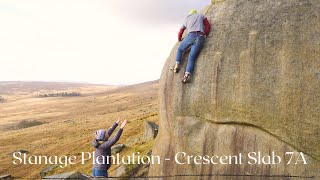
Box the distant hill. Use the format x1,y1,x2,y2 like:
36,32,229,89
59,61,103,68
0,81,113,95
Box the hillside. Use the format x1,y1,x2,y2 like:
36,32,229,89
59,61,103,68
0,81,116,102
0,81,105,94
0,80,159,178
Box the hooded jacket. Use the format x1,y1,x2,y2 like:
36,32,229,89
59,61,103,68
92,122,123,170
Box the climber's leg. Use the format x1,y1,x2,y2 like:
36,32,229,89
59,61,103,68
185,35,205,75
176,34,193,66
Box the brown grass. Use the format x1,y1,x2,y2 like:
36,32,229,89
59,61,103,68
0,81,159,178
3,120,46,131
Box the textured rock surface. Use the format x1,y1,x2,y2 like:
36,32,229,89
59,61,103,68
149,0,320,178
43,172,87,179
0,174,12,180
112,144,126,154
141,121,159,142
39,165,59,178
114,164,127,177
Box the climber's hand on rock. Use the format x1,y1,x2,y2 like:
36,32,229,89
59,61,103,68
120,120,127,129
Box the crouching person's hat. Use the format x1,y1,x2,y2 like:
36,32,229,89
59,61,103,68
95,129,106,141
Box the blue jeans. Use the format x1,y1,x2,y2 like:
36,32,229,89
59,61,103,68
176,33,205,74
92,168,108,177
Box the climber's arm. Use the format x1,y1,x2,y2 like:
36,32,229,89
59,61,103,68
203,18,211,36
178,26,186,41
107,122,118,136
107,117,120,136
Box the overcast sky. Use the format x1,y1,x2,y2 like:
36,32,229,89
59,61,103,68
0,0,210,85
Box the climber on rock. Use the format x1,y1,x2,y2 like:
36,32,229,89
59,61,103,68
92,116,127,177
171,9,211,83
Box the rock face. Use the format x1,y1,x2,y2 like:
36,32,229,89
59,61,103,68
42,172,87,179
141,121,159,142
0,174,13,180
112,144,126,154
149,0,320,178
114,164,127,177
39,165,59,178
9,149,28,155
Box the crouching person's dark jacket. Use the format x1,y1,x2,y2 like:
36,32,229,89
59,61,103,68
92,123,123,170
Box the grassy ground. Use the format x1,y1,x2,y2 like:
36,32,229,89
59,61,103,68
0,81,159,178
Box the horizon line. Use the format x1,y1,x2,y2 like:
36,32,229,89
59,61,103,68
0,79,160,86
